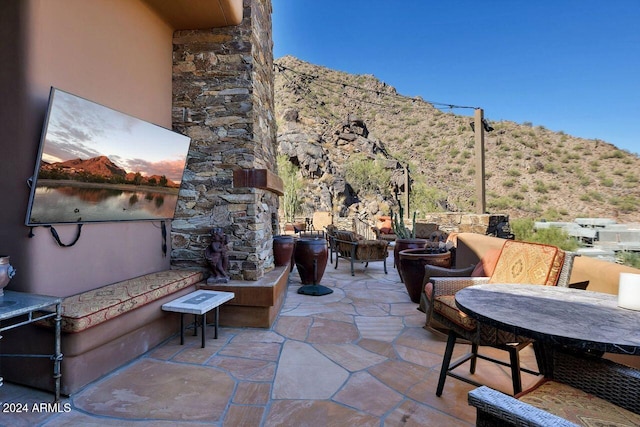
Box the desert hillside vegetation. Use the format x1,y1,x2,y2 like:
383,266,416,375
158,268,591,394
275,55,640,226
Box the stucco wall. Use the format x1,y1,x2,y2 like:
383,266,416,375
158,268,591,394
0,0,176,296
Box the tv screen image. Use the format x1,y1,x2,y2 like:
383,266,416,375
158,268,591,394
26,88,191,226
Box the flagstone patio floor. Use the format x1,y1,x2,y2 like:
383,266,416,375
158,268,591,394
0,259,540,426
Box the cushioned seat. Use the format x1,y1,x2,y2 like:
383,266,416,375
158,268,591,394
42,270,204,333
331,229,389,276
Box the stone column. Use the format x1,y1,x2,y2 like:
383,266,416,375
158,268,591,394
171,0,279,280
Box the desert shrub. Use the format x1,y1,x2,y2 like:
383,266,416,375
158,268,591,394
277,154,303,222
344,154,392,197
510,218,579,251
410,182,447,213
600,149,625,160
502,179,516,188
600,177,614,187
488,196,519,210
610,195,639,213
617,251,640,269
533,181,548,193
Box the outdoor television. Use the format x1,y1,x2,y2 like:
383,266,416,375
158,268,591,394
25,87,191,226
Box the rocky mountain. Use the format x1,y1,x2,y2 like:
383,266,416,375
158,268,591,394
275,55,640,224
49,155,127,177
41,156,179,188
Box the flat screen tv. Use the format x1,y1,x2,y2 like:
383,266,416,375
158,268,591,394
25,87,191,226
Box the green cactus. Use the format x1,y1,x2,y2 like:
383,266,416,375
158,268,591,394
390,202,416,239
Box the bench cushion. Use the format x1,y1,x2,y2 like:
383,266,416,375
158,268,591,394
518,379,640,426
58,270,203,333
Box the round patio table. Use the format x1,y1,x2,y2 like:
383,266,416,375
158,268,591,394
455,284,640,356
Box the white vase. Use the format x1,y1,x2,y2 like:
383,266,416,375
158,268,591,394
0,256,16,296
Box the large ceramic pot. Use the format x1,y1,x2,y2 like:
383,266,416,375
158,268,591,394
294,238,332,296
398,248,452,303
294,238,328,285
273,235,295,268
393,238,428,282
0,256,17,296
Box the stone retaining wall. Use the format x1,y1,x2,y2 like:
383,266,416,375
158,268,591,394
170,0,277,280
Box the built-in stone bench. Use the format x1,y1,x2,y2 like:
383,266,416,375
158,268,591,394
2,270,203,396
199,265,290,328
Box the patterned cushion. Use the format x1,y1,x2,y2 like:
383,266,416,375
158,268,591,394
433,295,476,331
489,240,565,286
55,270,203,333
519,379,640,426
355,240,388,259
335,230,357,242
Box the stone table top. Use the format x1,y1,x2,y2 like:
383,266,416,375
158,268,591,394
162,289,234,315
0,290,62,323
455,284,640,355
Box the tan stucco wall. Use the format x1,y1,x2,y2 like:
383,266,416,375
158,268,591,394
27,0,173,126
2,0,176,296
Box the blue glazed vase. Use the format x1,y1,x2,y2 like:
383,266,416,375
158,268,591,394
0,256,16,296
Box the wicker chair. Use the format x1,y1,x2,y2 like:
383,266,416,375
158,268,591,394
430,240,578,396
468,349,640,426
331,230,389,276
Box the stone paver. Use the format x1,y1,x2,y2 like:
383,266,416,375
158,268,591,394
0,260,530,426
272,341,349,399
73,359,234,422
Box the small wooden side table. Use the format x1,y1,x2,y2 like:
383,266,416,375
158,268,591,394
162,290,234,348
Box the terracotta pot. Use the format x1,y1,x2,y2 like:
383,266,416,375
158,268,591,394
273,235,295,268
393,238,428,281
294,238,328,285
398,249,452,303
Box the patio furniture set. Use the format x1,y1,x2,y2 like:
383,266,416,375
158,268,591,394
422,233,640,426
2,224,639,426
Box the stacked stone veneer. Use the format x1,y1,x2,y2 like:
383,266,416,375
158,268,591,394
335,213,509,237
170,0,278,280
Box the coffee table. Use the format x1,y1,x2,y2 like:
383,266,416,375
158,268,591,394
162,290,234,348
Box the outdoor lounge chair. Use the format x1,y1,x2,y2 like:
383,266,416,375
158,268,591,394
331,229,389,276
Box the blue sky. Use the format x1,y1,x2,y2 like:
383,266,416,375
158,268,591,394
272,0,640,154
44,89,190,182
